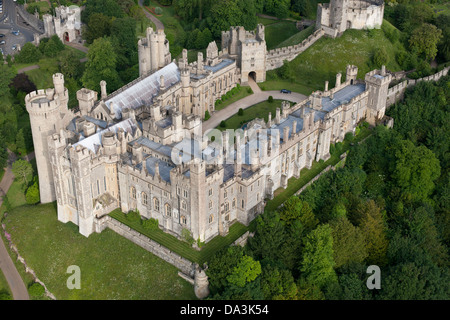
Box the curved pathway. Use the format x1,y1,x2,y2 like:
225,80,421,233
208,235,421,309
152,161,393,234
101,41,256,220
0,150,30,300
139,0,165,31
203,78,307,133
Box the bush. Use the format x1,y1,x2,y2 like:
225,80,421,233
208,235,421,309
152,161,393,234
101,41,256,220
154,7,163,15
28,282,45,299
220,120,226,128
143,218,159,231
0,290,12,300
268,96,274,103
25,176,40,205
247,87,253,94
344,132,354,143
182,228,195,246
204,110,211,120
373,47,389,68
15,43,41,64
126,210,142,225
238,108,244,116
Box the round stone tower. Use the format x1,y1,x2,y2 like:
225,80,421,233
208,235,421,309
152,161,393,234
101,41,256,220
25,73,69,204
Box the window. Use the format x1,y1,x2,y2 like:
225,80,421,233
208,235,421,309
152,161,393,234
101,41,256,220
153,198,160,212
232,198,236,209
239,186,243,193
209,214,214,223
209,188,213,196
225,202,230,212
181,216,186,224
224,189,228,198
130,187,136,199
257,194,260,201
165,204,171,217
209,200,213,209
182,201,187,210
142,192,148,205
184,190,188,198
241,200,245,209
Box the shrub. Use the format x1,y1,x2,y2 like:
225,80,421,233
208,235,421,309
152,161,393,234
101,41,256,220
126,210,142,225
15,42,41,64
238,108,244,116
220,120,226,128
204,110,211,120
344,132,354,143
182,228,195,246
154,7,163,15
373,47,389,68
25,177,40,205
247,87,253,94
143,218,159,231
268,96,274,103
0,290,12,300
28,282,45,299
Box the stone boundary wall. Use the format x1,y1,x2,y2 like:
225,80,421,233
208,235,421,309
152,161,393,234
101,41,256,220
105,216,196,278
1,217,56,300
17,5,45,34
386,66,450,107
266,29,325,71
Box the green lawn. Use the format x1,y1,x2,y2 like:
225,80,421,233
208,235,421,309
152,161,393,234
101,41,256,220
264,21,300,50
261,20,405,94
216,100,292,131
214,86,254,112
276,25,315,48
3,203,197,300
109,210,248,265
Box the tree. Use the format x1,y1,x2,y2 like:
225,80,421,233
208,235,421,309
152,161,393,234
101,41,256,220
26,176,40,205
329,217,368,269
81,37,121,93
373,47,389,68
279,196,318,230
300,224,337,288
409,23,443,61
12,159,33,185
0,135,8,171
58,50,82,79
15,129,26,154
15,42,41,64
392,140,441,202
9,73,37,94
84,13,112,44
110,17,138,68
226,255,261,288
207,246,245,294
260,265,297,300
355,200,389,266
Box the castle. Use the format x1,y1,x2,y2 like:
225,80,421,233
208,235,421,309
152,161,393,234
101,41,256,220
316,0,385,38
42,5,82,43
25,2,394,242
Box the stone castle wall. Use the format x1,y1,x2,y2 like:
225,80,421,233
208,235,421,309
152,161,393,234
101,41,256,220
386,66,450,107
105,216,196,278
265,29,325,71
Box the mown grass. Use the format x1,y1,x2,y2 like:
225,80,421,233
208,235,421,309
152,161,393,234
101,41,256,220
265,21,300,50
109,210,248,265
276,25,315,48
214,86,254,112
262,21,405,93
0,268,12,299
3,203,197,300
215,100,290,131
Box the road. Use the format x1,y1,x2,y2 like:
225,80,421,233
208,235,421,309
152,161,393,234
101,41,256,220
0,0,35,56
0,150,30,300
202,78,307,133
139,0,165,31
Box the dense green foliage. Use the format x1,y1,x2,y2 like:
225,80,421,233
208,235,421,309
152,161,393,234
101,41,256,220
207,76,450,300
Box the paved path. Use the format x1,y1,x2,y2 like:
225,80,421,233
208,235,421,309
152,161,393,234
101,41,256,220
0,150,29,300
202,79,307,133
139,0,165,31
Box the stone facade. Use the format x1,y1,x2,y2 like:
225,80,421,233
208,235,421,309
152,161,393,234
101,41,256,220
43,6,82,43
316,0,384,38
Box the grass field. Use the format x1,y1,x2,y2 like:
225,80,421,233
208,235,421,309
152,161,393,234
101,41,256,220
109,210,248,265
276,25,315,48
0,268,12,299
264,21,300,50
2,203,197,300
216,100,291,131
214,86,254,112
261,21,405,94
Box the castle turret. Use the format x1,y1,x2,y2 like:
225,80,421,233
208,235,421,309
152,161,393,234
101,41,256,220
138,27,172,77
365,66,392,125
189,158,207,242
77,88,98,116
26,74,70,204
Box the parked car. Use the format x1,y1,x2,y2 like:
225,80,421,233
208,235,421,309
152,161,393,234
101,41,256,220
11,44,17,51
11,30,20,36
280,89,292,94
0,40,5,45
0,34,5,38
